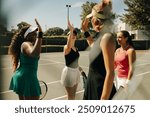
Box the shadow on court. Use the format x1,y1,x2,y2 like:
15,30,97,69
0,50,150,100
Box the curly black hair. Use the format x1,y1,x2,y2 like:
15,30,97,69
8,26,30,71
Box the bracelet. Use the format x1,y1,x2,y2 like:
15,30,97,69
84,31,90,38
38,32,43,38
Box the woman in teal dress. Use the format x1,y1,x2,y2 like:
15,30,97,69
8,19,43,100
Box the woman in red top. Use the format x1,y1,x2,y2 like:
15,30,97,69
114,30,136,90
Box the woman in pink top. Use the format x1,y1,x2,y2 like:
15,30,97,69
114,30,136,90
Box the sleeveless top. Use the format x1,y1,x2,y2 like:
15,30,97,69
89,34,106,78
19,53,39,70
65,48,80,68
83,32,116,100
114,46,131,78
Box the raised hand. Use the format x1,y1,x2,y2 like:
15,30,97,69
35,18,42,32
81,17,89,32
68,19,74,32
102,0,111,4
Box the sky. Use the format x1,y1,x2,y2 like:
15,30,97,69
1,0,127,31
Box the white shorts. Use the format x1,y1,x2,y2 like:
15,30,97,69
114,76,127,90
61,66,80,87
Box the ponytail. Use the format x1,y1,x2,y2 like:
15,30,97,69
120,30,134,48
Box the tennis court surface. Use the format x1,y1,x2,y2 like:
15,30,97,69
0,50,150,100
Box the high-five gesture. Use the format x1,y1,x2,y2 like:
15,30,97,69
35,18,42,32
81,17,89,32
68,19,74,33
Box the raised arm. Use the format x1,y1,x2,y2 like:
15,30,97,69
81,18,94,46
31,18,43,56
22,18,43,57
64,20,74,55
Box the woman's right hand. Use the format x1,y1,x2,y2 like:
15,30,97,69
81,17,89,32
35,18,42,32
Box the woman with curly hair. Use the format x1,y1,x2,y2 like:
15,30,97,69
8,19,43,100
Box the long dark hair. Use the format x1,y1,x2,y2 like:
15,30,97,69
120,30,134,47
8,26,29,71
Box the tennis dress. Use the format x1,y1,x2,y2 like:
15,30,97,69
83,33,116,100
9,53,41,96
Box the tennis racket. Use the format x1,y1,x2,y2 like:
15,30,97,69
39,80,48,100
81,71,87,88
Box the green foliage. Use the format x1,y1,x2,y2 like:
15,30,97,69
0,24,7,35
80,1,96,20
44,27,64,36
80,1,116,31
120,0,150,33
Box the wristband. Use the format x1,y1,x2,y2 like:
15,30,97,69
84,31,90,38
38,32,43,38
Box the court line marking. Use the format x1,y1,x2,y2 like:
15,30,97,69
1,61,150,69
135,63,150,66
50,90,84,100
0,71,150,94
0,70,150,99
49,71,150,100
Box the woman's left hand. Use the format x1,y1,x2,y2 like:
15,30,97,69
68,20,74,32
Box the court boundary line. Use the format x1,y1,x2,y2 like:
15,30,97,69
51,90,84,100
1,70,150,95
1,59,150,70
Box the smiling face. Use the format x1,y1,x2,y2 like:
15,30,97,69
116,32,127,46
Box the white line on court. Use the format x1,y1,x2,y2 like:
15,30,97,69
135,63,150,66
1,61,149,70
49,70,150,100
0,70,150,98
51,90,84,100
0,80,61,94
1,69,150,94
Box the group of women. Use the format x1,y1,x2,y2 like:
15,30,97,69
8,0,136,100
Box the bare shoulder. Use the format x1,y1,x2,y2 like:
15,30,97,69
100,33,115,47
21,42,32,48
101,33,115,43
63,45,71,55
127,47,136,55
21,42,33,53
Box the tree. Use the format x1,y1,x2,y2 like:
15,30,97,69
0,24,7,35
120,0,150,36
44,27,64,36
80,1,96,21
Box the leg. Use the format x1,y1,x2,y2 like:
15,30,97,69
65,84,78,100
